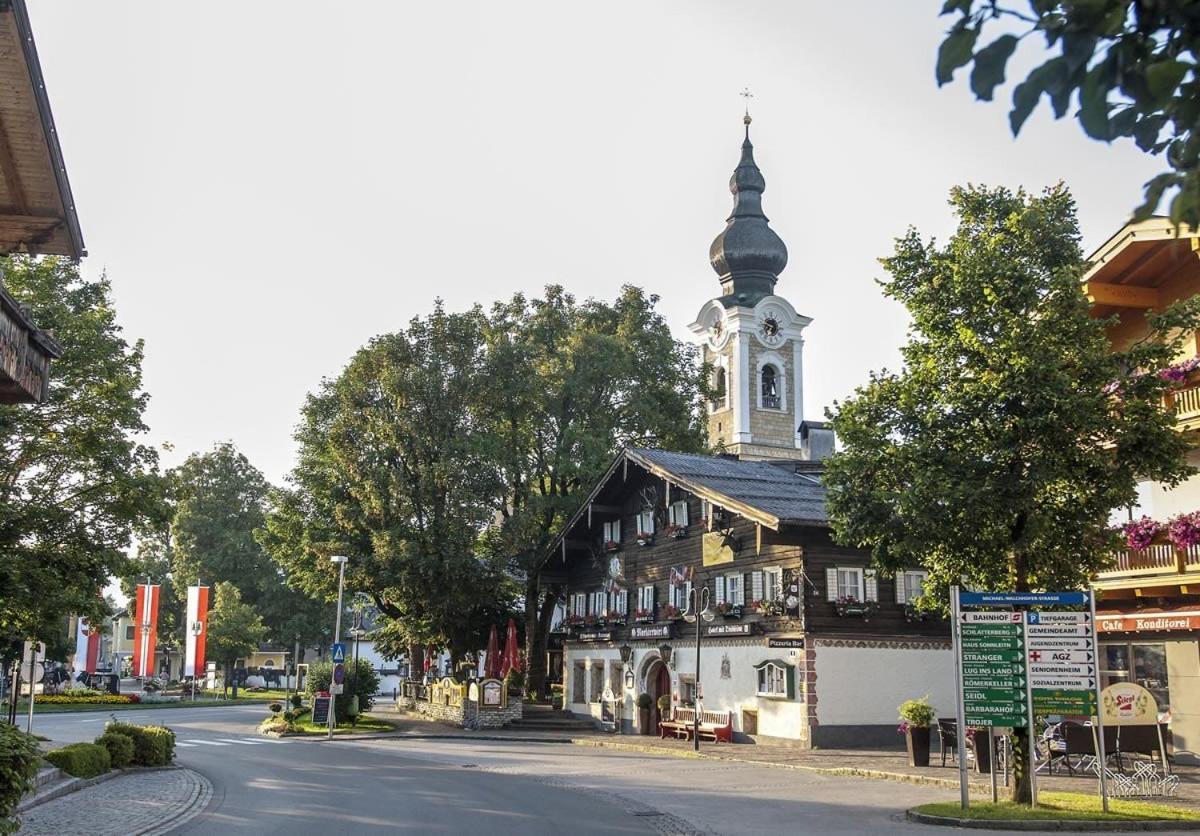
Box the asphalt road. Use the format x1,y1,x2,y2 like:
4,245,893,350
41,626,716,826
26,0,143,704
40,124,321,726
35,704,1157,835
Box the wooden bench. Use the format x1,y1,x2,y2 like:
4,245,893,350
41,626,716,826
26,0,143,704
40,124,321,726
658,708,733,743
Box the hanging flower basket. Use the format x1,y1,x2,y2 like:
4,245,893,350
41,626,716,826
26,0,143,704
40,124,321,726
1123,516,1163,551
1168,511,1200,550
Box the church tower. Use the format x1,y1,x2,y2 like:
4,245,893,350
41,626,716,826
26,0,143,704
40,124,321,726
688,114,820,462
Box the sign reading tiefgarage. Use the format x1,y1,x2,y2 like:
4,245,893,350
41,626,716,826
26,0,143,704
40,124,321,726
958,611,1027,726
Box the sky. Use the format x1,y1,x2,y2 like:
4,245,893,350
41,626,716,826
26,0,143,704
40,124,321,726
26,0,1164,487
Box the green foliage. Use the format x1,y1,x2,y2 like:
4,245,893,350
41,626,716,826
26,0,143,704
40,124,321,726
305,659,378,724
503,669,525,695
94,731,135,769
205,581,268,669
289,692,302,709
45,743,110,779
104,722,175,766
0,256,162,647
0,724,40,833
656,694,672,715
636,692,653,710
826,184,1199,600
898,696,936,728
935,1,1200,227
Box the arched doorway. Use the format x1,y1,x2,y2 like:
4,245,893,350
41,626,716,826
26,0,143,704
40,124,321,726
646,660,670,735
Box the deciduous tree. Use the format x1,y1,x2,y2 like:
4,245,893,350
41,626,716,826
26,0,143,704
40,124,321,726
205,581,268,698
824,184,1200,803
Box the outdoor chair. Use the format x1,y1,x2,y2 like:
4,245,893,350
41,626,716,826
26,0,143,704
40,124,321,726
937,718,958,766
1114,725,1171,774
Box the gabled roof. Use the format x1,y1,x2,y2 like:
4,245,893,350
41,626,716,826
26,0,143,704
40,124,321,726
545,446,829,565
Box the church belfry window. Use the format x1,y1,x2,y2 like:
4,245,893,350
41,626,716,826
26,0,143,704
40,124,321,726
761,365,779,410
711,367,727,411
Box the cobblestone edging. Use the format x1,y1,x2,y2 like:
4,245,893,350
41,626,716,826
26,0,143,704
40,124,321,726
17,767,212,835
905,809,1200,831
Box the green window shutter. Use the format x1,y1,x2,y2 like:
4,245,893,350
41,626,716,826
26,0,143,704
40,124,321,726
786,665,796,700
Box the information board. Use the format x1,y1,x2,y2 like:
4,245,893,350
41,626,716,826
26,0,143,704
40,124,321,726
1026,612,1098,715
312,695,331,725
958,612,1027,727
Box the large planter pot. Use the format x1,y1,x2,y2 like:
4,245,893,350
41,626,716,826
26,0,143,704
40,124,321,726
906,726,931,767
639,707,651,735
971,729,992,774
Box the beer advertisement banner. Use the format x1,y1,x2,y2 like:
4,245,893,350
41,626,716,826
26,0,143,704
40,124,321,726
184,584,210,679
133,583,160,677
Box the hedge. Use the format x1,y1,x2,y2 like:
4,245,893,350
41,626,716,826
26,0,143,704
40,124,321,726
103,723,175,766
0,724,41,834
95,732,135,769
45,743,110,779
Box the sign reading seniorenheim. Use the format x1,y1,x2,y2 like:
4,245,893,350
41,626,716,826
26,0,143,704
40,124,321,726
767,637,804,649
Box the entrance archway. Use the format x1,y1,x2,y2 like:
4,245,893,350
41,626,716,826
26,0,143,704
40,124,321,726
646,660,670,734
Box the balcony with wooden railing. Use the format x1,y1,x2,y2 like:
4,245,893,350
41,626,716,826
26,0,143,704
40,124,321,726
1098,542,1200,582
1167,382,1200,432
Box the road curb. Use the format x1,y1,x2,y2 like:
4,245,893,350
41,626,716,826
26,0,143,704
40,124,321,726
905,809,1200,831
137,769,213,836
299,731,576,744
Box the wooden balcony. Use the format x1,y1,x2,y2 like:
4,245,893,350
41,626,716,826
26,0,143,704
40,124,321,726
1098,542,1200,583
1169,382,1200,432
0,283,58,403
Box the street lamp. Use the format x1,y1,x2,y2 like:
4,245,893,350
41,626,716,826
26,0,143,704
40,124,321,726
683,580,716,752
328,555,349,740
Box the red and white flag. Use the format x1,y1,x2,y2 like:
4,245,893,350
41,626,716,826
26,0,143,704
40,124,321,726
184,585,209,679
72,616,100,677
132,583,161,677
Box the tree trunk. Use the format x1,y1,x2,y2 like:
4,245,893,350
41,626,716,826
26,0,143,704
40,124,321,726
523,575,544,698
408,643,423,680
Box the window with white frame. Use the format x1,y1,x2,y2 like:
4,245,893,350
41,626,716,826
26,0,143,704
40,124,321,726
837,567,863,600
756,661,793,698
726,573,744,606
896,570,929,605
760,364,781,409
612,588,628,615
680,676,697,706
571,593,586,617
602,520,620,546
825,566,878,602
637,585,655,615
668,500,688,527
588,663,603,703
700,500,711,527
763,567,783,603
749,570,764,603
635,510,655,536
673,579,693,611
590,591,607,615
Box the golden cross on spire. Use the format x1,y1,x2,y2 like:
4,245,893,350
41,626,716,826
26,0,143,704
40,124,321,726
740,87,754,125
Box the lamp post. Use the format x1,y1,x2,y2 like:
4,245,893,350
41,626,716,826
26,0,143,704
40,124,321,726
190,621,202,702
683,580,715,752
328,555,349,740
349,611,364,720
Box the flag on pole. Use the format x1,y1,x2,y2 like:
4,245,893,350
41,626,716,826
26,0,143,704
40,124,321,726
72,616,99,678
132,583,160,677
184,585,210,679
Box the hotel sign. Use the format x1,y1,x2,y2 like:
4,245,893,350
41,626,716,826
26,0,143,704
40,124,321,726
1097,612,1200,634
630,624,672,640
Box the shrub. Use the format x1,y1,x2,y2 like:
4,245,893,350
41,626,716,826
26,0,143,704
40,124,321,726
898,696,935,728
504,670,525,695
636,693,652,710
268,702,282,714
657,694,672,715
94,732,135,769
289,693,302,709
104,723,175,766
36,694,135,705
0,723,41,833
306,660,378,724
45,743,110,778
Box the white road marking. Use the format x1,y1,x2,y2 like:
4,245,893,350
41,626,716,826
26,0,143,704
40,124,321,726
217,738,268,745
175,742,198,748
185,739,230,746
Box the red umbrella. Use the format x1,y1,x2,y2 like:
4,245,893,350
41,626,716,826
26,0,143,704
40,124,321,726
485,624,500,679
501,618,521,677
423,645,432,673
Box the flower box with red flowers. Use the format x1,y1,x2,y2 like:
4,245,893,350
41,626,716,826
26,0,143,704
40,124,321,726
636,532,655,547
664,524,686,540
835,596,877,620
715,602,742,619
634,608,655,623
604,541,621,553
661,604,683,621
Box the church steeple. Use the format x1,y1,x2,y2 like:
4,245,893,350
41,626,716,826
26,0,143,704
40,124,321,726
707,114,789,307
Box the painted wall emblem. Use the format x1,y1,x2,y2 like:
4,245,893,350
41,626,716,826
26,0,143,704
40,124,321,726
720,653,731,679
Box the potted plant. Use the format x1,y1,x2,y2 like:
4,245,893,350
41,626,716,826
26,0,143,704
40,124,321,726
656,693,673,726
634,608,654,623
664,524,686,540
897,696,935,767
834,596,878,620
636,692,653,734
636,531,655,547
715,602,742,619
604,540,621,553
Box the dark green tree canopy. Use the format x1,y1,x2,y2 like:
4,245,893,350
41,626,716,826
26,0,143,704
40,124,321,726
937,0,1200,226
826,184,1199,601
205,581,268,672
0,257,161,645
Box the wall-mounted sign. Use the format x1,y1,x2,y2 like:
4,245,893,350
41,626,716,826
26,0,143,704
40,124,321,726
767,637,804,649
702,531,736,567
576,630,614,643
704,622,753,637
631,624,672,640
1097,611,1200,634
481,678,504,709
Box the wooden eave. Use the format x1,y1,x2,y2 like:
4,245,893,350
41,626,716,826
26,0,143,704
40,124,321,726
1083,217,1200,319
0,0,84,259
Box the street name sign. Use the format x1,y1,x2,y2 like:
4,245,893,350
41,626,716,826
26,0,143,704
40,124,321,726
959,592,1089,606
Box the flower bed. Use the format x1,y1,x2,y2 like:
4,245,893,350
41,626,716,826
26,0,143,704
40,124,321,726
37,694,140,705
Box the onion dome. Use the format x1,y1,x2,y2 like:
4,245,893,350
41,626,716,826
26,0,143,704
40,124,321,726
708,115,788,307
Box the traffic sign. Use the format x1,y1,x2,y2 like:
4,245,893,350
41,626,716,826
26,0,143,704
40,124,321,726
331,643,346,663
1026,612,1089,625
1026,637,1094,651
960,611,1023,624
1026,624,1092,638
961,650,1024,663
1028,650,1094,664
1028,662,1095,677
960,591,1088,606
1029,675,1097,689
964,688,1026,702
961,637,1024,651
333,663,346,684
964,676,1026,689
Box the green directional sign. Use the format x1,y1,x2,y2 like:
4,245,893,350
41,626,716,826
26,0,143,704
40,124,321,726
963,687,1026,702
960,637,1024,651
1032,688,1097,715
965,715,1023,727
961,625,1022,637
961,650,1024,663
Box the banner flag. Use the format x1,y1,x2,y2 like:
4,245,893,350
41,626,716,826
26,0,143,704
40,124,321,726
133,583,161,677
184,585,210,679
72,616,100,677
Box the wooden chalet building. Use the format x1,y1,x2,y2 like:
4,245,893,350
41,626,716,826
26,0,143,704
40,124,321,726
0,0,86,404
547,116,952,747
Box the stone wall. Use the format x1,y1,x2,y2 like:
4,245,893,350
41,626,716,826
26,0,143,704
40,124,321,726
397,694,523,729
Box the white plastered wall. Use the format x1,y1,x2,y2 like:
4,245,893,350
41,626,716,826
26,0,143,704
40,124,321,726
813,643,955,726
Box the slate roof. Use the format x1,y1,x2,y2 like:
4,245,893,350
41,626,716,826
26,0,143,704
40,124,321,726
626,448,828,527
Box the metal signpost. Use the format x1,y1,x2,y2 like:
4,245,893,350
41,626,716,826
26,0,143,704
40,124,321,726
952,589,1107,812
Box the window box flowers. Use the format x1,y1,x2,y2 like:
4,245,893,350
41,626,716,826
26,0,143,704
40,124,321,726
750,598,783,617
1168,511,1200,550
583,614,600,628
1159,356,1200,385
564,614,585,630
604,540,621,553
715,602,742,619
664,524,686,540
634,608,654,623
834,596,877,621
606,612,627,626
636,532,655,547
1123,516,1163,551
661,604,683,621
904,603,932,623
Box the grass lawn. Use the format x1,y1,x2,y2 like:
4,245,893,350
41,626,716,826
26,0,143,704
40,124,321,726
22,696,284,714
229,689,294,702
286,716,400,736
915,791,1200,823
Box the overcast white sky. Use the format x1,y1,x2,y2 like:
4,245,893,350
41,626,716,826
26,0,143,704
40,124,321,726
27,1,1163,486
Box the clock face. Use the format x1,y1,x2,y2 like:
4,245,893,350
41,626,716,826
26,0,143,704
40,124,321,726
707,310,730,350
756,305,787,347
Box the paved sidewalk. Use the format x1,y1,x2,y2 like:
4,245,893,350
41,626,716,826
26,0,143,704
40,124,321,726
17,767,212,835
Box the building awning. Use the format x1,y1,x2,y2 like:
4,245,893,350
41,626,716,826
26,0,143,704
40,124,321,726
1096,606,1200,634
1083,217,1200,320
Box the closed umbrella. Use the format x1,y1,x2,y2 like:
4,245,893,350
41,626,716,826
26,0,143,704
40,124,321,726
501,618,521,677
485,624,500,679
